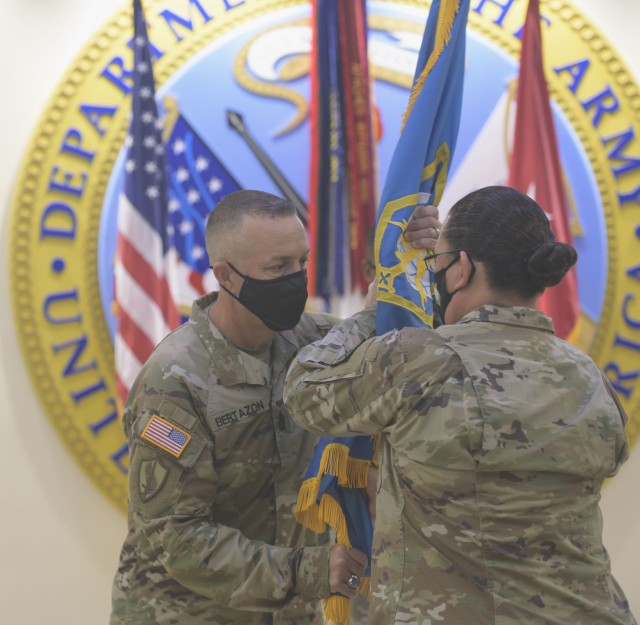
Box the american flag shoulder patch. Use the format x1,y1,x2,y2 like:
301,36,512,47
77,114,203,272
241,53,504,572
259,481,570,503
141,414,192,458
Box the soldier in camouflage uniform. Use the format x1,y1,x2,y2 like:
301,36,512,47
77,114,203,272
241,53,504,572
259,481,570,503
110,190,440,625
284,186,637,624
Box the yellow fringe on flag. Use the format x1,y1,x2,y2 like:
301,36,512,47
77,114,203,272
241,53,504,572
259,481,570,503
294,479,329,534
344,456,371,488
294,436,382,530
294,484,352,546
294,437,380,625
321,493,351,547
317,442,376,488
401,0,461,131
296,441,377,500
294,434,382,543
323,576,372,625
319,442,351,482
324,595,350,625
358,576,371,597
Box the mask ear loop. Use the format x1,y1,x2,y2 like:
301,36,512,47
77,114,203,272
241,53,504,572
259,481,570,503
225,261,247,280
218,282,244,305
436,252,462,278
210,262,246,304
447,253,476,297
434,252,472,324
464,253,476,285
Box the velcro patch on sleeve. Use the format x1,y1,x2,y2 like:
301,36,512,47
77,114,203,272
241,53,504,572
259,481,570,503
141,414,192,458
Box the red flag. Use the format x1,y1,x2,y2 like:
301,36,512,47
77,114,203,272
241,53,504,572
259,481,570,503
337,0,376,293
307,0,376,298
508,0,579,340
307,0,322,298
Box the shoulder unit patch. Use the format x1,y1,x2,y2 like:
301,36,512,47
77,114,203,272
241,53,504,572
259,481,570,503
139,457,169,502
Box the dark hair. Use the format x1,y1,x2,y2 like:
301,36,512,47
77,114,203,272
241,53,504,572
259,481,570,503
443,186,577,298
205,190,297,261
206,190,296,233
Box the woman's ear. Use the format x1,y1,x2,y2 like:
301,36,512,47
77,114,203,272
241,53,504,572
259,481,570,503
450,251,474,292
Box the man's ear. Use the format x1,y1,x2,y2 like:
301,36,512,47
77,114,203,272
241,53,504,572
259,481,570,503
211,261,233,290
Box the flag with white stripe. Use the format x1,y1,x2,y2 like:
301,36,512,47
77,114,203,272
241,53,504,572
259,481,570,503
141,415,192,458
163,108,241,308
114,0,180,407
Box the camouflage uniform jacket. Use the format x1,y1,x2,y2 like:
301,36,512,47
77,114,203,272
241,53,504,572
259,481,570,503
284,304,636,625
111,292,337,625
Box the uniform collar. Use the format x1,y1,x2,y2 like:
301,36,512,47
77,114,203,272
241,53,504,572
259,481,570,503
456,304,555,334
190,292,299,387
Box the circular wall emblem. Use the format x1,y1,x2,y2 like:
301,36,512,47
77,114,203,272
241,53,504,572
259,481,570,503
9,0,640,511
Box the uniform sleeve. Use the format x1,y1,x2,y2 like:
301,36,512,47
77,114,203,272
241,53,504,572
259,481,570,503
124,365,331,611
283,308,407,437
297,309,347,343
297,307,377,366
599,370,630,470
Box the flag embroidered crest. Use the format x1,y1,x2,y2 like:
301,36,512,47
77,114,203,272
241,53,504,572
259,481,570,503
141,415,191,458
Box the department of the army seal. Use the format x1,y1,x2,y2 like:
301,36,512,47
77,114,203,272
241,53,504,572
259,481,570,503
9,0,640,511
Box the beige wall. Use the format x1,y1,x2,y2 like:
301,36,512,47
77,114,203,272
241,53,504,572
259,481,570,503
0,1,637,623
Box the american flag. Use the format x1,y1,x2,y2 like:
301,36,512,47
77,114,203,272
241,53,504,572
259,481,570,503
164,112,241,303
114,0,181,407
141,415,191,457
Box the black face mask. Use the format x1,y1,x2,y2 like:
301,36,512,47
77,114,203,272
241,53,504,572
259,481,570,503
433,254,475,322
221,263,308,331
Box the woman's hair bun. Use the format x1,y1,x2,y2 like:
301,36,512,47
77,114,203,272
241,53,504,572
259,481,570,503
526,241,578,289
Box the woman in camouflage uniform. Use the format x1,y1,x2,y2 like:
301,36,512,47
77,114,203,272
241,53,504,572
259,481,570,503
284,186,636,625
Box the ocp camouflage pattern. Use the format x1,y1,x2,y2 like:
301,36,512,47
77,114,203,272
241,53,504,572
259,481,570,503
111,292,339,625
285,304,637,625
